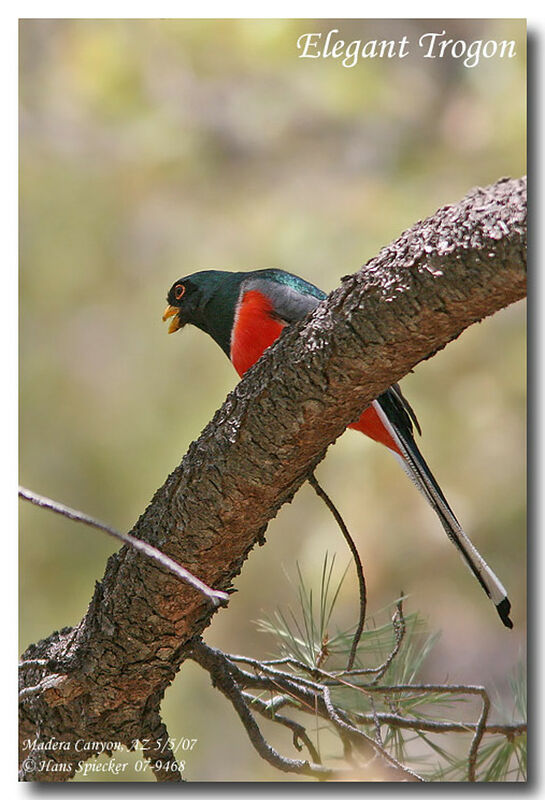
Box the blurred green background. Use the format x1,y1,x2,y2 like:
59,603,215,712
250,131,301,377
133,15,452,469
19,19,526,781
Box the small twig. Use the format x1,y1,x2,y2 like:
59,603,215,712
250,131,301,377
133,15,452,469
19,486,229,608
337,594,406,681
226,651,337,687
241,691,322,764
468,687,490,782
308,472,366,671
349,711,526,738
370,697,384,747
322,686,424,781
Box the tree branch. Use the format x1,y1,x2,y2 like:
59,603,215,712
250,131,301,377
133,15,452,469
308,472,367,671
19,487,229,608
19,176,526,781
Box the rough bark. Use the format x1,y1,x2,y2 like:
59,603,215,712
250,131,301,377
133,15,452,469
19,176,526,781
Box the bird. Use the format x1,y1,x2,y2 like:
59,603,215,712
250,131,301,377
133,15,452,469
162,267,512,628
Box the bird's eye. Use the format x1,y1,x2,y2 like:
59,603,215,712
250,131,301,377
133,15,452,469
174,284,185,300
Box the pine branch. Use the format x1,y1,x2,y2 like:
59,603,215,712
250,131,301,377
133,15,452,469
190,640,526,782
197,597,525,783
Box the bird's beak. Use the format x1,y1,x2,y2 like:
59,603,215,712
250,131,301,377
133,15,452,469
162,305,182,334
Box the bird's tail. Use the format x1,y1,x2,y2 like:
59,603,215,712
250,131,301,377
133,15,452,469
373,398,513,629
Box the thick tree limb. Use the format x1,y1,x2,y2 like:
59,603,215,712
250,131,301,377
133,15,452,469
19,176,526,781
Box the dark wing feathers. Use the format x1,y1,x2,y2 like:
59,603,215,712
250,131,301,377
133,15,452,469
390,383,422,436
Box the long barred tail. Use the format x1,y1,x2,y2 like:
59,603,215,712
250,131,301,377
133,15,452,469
373,394,513,629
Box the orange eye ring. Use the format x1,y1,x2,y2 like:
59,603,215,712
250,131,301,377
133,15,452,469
174,284,185,300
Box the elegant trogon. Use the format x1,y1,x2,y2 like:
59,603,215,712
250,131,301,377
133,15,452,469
163,268,512,628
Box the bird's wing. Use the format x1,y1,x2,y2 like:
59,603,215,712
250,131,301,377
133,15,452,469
241,272,325,324
389,382,422,436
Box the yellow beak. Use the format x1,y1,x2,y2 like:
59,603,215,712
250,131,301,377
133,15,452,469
162,305,182,334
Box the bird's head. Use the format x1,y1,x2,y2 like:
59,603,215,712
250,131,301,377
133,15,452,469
162,276,204,334
163,271,229,332
162,269,243,358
